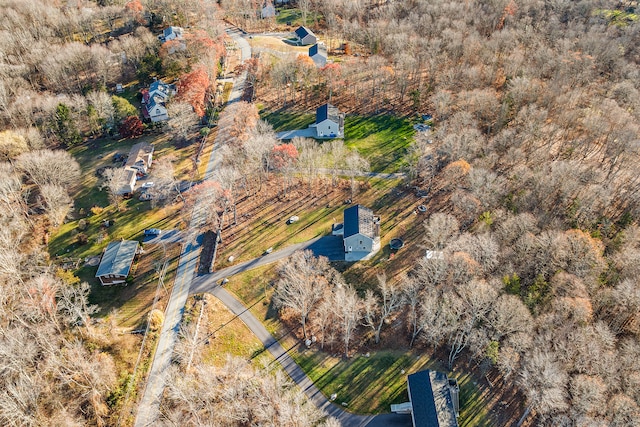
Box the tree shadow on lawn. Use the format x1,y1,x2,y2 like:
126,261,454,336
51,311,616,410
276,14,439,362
301,351,418,413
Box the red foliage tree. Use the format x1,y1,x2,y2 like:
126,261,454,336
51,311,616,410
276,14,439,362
119,116,145,139
176,66,210,118
270,143,299,170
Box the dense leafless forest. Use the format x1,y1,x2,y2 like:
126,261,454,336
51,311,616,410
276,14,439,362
0,0,639,425
249,1,640,425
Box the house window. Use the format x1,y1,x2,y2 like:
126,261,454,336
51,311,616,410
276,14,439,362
155,109,161,115
359,240,363,245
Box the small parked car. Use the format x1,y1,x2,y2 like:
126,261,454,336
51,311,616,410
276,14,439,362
141,181,154,189
287,215,299,224
144,228,162,236
264,247,273,255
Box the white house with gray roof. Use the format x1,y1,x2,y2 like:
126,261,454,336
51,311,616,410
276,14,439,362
312,103,344,138
95,240,139,285
294,26,317,45
343,205,380,261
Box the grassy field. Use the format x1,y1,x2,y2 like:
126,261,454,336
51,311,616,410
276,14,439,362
292,349,491,423
260,111,415,173
260,111,315,132
343,115,415,173
214,176,417,267
48,130,203,262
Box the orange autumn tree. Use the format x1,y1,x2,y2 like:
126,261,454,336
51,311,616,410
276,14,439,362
125,0,144,24
176,66,210,118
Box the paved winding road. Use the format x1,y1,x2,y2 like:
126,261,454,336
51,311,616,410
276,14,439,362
191,238,411,427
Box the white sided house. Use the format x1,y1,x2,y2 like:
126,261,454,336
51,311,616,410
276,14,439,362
343,205,380,261
95,240,139,285
142,80,176,123
115,168,138,195
125,141,154,177
313,103,344,138
295,26,317,45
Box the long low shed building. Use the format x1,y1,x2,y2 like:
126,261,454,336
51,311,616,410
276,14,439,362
95,240,139,285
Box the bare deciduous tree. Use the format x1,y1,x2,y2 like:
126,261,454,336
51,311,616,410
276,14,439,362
362,273,404,344
102,167,128,211
16,149,80,188
333,283,361,357
423,213,459,250
274,251,332,340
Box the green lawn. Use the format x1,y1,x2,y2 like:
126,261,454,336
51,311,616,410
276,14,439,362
344,115,415,173
291,349,492,423
260,111,415,174
260,111,315,132
276,8,322,27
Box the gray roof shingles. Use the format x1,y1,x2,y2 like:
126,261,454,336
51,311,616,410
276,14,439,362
316,103,341,125
343,205,377,239
96,240,139,278
408,370,459,427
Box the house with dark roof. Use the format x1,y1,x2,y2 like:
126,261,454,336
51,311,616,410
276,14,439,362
95,240,139,285
142,80,176,122
392,370,460,427
159,26,184,42
294,26,317,45
343,205,380,261
309,43,327,67
313,103,344,138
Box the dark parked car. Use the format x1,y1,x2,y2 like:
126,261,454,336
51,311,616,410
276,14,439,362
143,228,162,236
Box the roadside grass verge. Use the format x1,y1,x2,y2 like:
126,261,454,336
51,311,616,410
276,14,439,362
223,265,281,337
183,295,265,366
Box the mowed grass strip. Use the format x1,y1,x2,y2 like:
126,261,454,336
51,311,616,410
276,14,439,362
186,295,265,366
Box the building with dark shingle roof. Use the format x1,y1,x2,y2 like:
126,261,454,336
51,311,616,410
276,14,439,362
343,205,380,261
407,370,459,427
314,103,344,138
294,26,317,45
309,43,327,67
95,240,139,285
